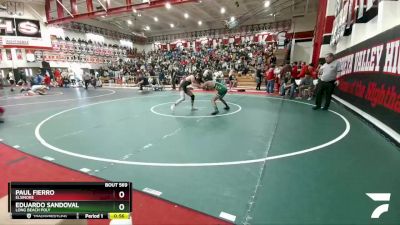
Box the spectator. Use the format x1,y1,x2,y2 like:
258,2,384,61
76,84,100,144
63,75,70,88
32,73,43,86
228,70,236,90
291,62,299,80
298,62,308,78
7,70,15,92
90,75,97,89
44,74,51,88
265,64,276,94
280,77,296,98
308,63,317,79
274,64,282,92
83,73,91,89
158,69,165,87
54,69,62,87
296,73,314,100
69,70,76,86
270,54,277,65
256,66,263,90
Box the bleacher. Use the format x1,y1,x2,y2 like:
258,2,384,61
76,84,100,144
235,48,288,89
236,75,257,89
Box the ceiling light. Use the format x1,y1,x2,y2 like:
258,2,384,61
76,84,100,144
220,7,225,14
138,13,142,17
264,1,270,8
101,15,105,18
144,25,150,31
154,17,158,22
133,9,137,13
170,23,175,28
230,16,235,22
165,2,171,9
198,20,202,26
184,13,189,19
127,20,132,25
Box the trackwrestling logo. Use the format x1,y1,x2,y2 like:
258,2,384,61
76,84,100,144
366,193,391,219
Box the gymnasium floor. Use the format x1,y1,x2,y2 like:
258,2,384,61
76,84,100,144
1,87,399,224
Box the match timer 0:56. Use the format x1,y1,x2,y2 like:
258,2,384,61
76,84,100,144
109,213,130,220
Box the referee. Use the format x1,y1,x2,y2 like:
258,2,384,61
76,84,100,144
313,53,341,110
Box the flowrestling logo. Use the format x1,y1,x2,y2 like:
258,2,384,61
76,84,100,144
366,193,391,219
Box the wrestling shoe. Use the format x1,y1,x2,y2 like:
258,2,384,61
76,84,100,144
211,110,219,115
224,106,230,110
312,106,320,110
170,104,175,112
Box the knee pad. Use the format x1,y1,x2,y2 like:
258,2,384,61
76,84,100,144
191,95,195,101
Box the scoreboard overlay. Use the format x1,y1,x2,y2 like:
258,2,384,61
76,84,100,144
8,182,132,220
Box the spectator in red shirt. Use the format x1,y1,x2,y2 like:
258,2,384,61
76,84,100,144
291,62,299,77
54,69,62,87
265,64,276,93
298,62,308,78
308,63,317,79
44,74,51,87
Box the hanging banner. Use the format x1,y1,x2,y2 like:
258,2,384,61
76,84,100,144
330,1,350,46
334,24,400,135
0,18,41,37
0,17,51,48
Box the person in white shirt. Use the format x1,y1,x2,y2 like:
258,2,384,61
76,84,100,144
69,70,76,85
83,73,91,89
8,71,15,92
313,53,341,110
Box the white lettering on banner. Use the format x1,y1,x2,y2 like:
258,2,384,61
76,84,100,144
355,51,362,72
0,18,41,37
0,20,14,35
338,54,354,76
5,39,29,45
369,47,376,71
392,41,400,74
383,40,400,74
375,45,384,72
362,49,370,71
18,21,39,35
336,43,398,76
352,45,384,73
384,42,394,72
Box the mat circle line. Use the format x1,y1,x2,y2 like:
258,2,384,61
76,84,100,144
35,94,351,167
151,100,242,118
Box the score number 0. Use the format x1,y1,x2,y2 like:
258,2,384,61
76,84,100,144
119,191,126,211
